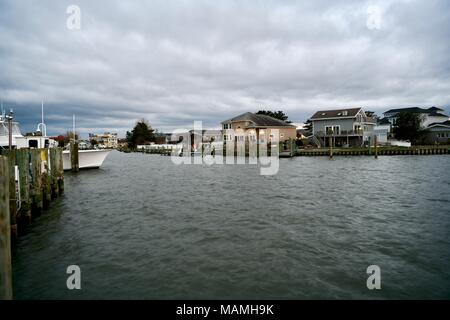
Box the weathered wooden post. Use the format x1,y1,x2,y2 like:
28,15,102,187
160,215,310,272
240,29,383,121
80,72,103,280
57,148,64,193
30,149,43,216
0,156,13,300
290,138,295,157
329,136,333,158
2,150,17,239
15,149,31,225
70,142,79,172
374,135,378,159
49,148,59,198
40,149,52,209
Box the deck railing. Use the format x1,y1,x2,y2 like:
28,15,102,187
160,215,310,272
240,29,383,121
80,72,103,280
315,129,364,136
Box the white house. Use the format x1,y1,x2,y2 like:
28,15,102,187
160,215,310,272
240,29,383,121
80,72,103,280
383,107,449,128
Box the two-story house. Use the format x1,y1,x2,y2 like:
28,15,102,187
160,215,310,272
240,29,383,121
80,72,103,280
310,107,375,147
383,107,449,128
221,112,296,144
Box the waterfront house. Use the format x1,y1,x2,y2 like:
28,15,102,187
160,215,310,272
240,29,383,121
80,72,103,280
221,112,296,143
425,120,450,144
383,107,449,128
310,107,375,147
88,132,118,149
373,118,391,144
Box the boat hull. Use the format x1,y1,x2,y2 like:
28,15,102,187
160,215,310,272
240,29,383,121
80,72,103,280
62,149,111,170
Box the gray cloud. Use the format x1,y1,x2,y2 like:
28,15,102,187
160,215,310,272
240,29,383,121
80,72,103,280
1,0,449,136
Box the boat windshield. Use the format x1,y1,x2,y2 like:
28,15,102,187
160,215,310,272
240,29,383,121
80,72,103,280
12,123,22,135
0,122,22,136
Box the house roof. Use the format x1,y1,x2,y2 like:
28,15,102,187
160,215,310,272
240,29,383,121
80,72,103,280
427,120,450,128
377,118,391,125
428,106,444,112
384,107,446,116
222,112,295,127
310,107,362,120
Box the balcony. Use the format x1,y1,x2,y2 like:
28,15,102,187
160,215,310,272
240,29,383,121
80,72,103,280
315,129,364,137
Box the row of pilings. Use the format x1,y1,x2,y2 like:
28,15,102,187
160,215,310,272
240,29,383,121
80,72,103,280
297,146,450,157
0,148,64,299
133,139,298,158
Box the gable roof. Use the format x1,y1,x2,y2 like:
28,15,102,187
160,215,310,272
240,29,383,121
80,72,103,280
222,112,295,127
310,107,362,120
384,107,447,116
377,118,391,125
427,120,450,128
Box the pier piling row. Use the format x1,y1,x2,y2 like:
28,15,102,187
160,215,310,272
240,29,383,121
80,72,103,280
297,146,450,157
0,148,64,299
0,148,64,238
0,156,13,300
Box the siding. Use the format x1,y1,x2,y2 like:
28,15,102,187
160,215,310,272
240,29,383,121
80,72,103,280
312,118,355,133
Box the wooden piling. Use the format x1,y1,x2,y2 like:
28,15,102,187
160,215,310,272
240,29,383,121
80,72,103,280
329,137,333,158
70,142,79,172
41,149,52,209
374,136,378,158
0,156,13,300
30,149,43,216
57,148,64,194
49,148,59,198
15,149,31,225
2,150,17,239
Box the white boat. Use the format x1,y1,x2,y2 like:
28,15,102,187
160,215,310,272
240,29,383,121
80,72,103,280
62,149,111,170
1,105,111,170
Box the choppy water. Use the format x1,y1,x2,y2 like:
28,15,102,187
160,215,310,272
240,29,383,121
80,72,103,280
12,151,450,299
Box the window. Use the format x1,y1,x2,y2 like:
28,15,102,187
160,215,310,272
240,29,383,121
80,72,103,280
325,126,339,135
342,111,348,116
333,126,340,135
29,140,38,148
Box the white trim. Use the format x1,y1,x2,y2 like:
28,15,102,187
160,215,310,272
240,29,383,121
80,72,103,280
311,116,357,121
427,124,450,129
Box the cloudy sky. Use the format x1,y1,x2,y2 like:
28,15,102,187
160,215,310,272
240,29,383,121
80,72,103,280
1,0,449,137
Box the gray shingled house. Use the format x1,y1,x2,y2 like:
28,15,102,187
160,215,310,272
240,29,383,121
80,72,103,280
310,107,375,147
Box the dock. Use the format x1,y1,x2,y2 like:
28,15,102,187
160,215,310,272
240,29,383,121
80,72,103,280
0,148,64,299
297,146,450,156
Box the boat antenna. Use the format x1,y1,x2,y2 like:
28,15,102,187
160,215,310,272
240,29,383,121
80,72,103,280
37,100,47,136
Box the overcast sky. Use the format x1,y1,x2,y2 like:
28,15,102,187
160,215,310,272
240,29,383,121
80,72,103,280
1,0,449,137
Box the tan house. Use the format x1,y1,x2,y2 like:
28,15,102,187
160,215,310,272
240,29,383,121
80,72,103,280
88,132,118,149
221,112,296,143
